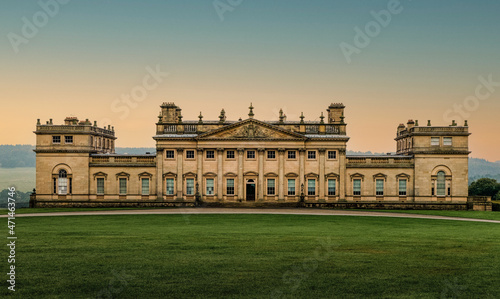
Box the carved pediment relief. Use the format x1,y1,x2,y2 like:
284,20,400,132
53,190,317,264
197,119,306,140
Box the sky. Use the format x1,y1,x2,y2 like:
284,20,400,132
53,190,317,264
1,0,499,161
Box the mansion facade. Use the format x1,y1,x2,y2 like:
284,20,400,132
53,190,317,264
32,102,474,208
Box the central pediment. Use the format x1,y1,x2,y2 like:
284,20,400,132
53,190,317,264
196,119,306,140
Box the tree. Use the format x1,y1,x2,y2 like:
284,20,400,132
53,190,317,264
468,178,500,197
494,191,500,201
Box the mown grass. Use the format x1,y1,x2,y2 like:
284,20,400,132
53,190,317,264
2,214,499,298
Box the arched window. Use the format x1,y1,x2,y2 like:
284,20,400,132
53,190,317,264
58,169,68,195
436,171,446,196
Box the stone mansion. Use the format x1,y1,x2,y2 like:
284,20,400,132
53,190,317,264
32,102,475,209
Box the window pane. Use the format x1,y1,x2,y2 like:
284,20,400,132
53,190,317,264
353,179,361,195
52,136,61,143
267,151,275,159
376,179,384,195
226,151,235,159
166,178,174,195
186,178,194,195
437,171,446,196
206,179,214,195
308,179,315,195
97,178,104,195
328,179,336,196
267,179,275,195
431,137,440,146
399,179,407,196
328,151,336,159
186,150,194,159
206,151,215,159
443,137,452,146
288,151,296,159
308,151,316,159
142,178,149,195
288,179,295,195
119,178,127,195
65,136,73,144
227,179,235,195
247,151,255,159
166,150,174,158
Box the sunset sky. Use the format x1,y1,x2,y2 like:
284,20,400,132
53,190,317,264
1,0,499,161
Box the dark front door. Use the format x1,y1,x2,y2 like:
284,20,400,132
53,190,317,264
246,184,256,201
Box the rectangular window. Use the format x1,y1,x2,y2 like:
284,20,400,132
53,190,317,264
288,151,296,159
52,136,61,144
308,179,316,195
226,179,235,195
119,178,127,195
267,179,275,195
58,177,67,195
206,178,214,195
431,137,440,146
443,137,452,146
166,150,175,159
267,151,276,159
399,179,407,196
328,179,336,196
376,179,384,196
288,179,295,196
307,151,316,159
186,178,194,195
186,150,195,159
328,151,337,159
141,178,149,195
166,178,174,195
247,150,255,159
64,136,73,144
206,150,215,159
97,178,104,195
353,179,361,196
226,150,235,159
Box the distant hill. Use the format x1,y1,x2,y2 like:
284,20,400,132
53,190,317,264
0,145,499,183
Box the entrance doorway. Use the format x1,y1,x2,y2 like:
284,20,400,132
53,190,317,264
246,179,256,201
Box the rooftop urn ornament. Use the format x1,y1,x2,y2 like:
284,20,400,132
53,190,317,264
178,111,183,123
320,112,325,124
279,109,285,123
198,112,203,124
300,112,305,124
219,109,226,123
427,120,431,126
415,120,419,126
464,120,468,127
451,120,457,126
248,103,254,119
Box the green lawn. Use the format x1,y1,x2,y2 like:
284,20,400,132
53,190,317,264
3,214,500,298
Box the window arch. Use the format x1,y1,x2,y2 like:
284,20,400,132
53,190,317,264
58,169,68,195
436,171,446,196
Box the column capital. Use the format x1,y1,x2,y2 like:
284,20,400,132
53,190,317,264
237,148,245,153
196,148,204,152
177,148,184,153
257,148,265,153
278,148,286,153
217,148,224,153
318,148,326,153
298,148,306,153
339,148,346,154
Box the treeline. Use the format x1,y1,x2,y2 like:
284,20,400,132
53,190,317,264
469,178,500,201
0,189,31,208
0,145,155,168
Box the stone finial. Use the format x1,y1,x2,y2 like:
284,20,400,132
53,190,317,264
464,120,468,127
49,118,53,125
451,120,457,126
112,126,114,132
37,119,40,125
219,109,226,123
198,112,203,124
415,120,419,126
320,112,325,124
427,120,431,126
178,111,183,123
279,109,284,123
300,112,305,124
248,103,254,119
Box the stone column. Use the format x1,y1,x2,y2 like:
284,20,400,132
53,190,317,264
278,148,285,201
237,148,244,201
258,148,265,201
176,149,184,199
299,149,305,192
339,148,346,200
156,149,163,200
197,148,203,196
217,148,224,201
319,148,326,200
